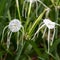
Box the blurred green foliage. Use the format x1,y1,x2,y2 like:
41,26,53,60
0,0,60,60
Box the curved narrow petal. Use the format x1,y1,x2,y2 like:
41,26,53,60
48,29,50,53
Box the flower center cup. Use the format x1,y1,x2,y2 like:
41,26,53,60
43,19,55,29
8,19,21,32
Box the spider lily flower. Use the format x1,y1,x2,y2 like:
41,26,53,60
33,19,60,53
1,19,24,50
22,0,49,17
22,0,38,17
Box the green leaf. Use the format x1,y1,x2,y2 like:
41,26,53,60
15,42,25,60
28,9,46,37
27,40,45,60
50,39,60,52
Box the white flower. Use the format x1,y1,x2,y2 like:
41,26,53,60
1,19,24,50
22,0,50,18
8,19,22,32
33,18,60,53
22,0,39,17
43,19,55,29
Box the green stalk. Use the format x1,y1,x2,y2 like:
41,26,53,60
28,9,46,37
7,10,11,21
25,3,32,30
55,6,59,39
27,3,32,18
16,0,21,21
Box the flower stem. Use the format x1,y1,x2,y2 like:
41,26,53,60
55,6,59,39
25,3,32,31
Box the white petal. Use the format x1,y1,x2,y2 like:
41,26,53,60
26,0,36,3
